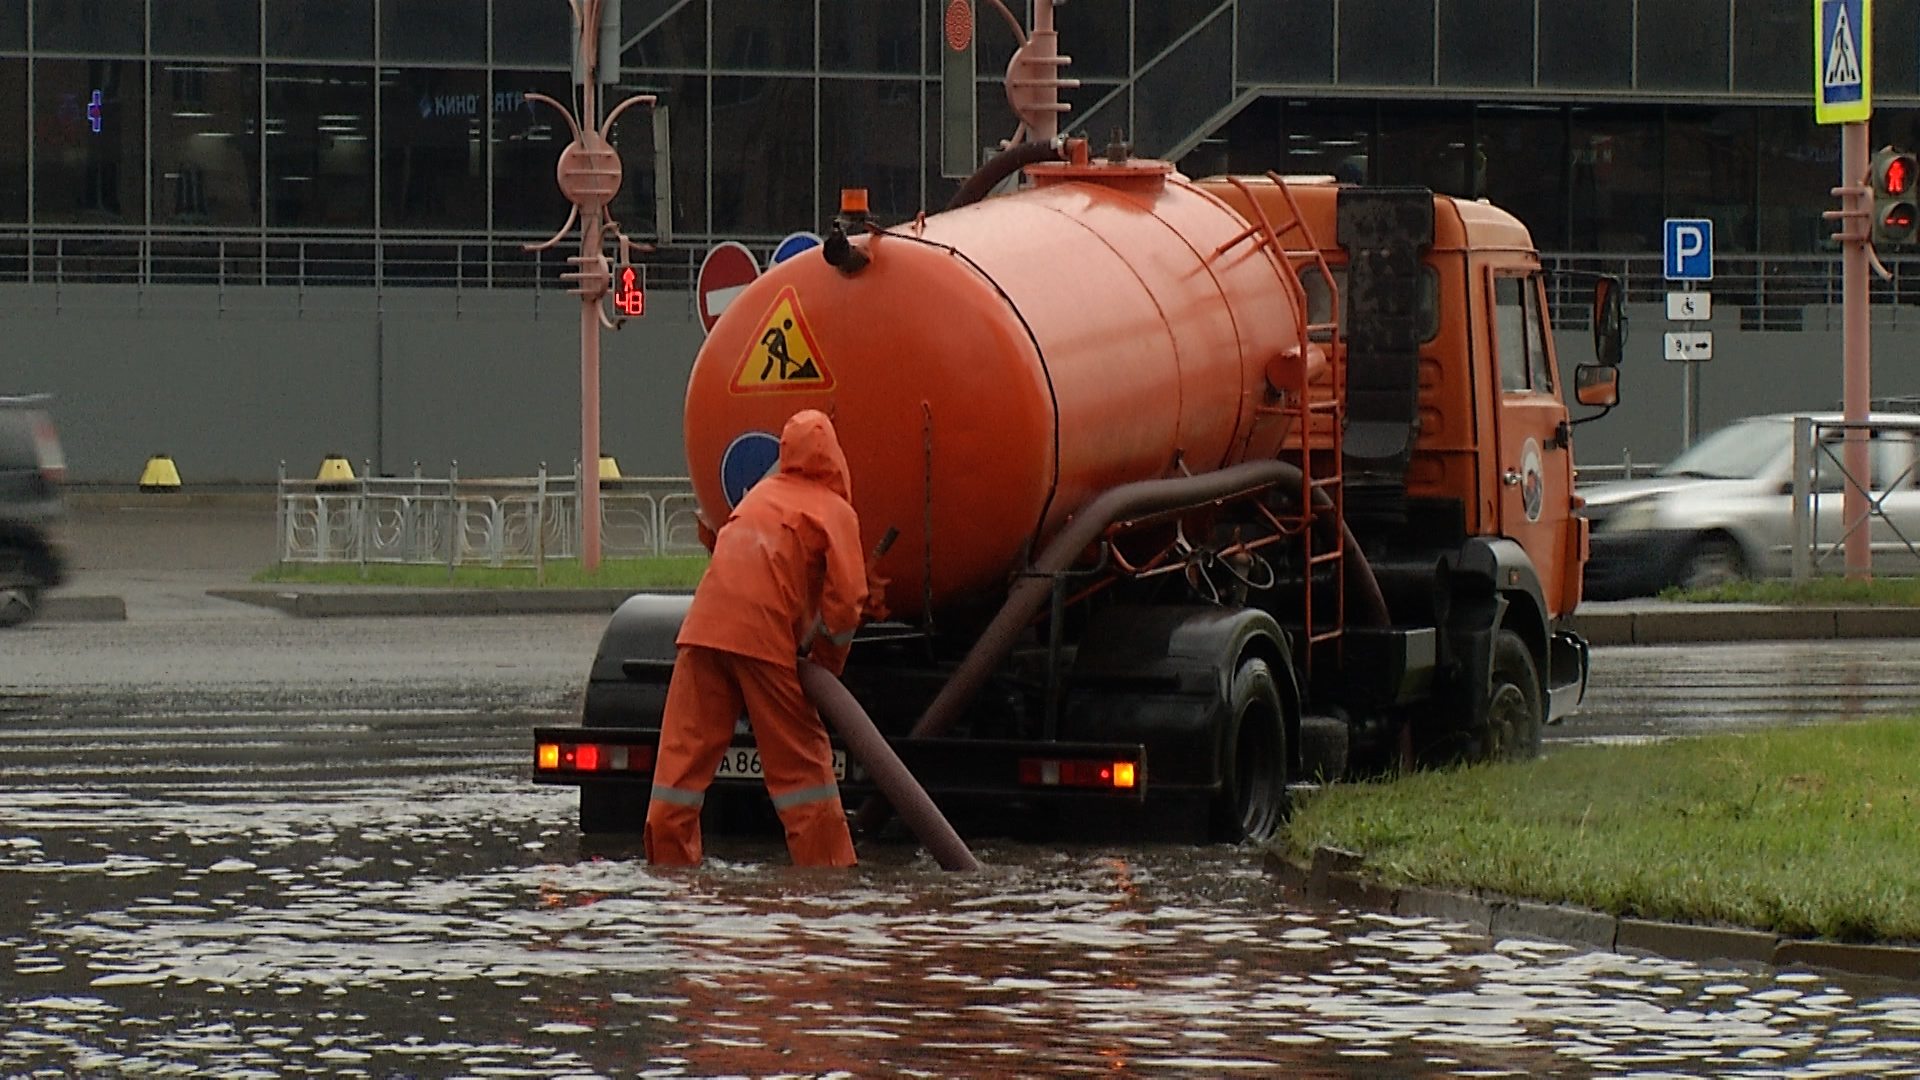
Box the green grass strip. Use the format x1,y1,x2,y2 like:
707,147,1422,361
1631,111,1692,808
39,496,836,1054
254,557,707,590
1663,577,1920,605
1281,718,1920,943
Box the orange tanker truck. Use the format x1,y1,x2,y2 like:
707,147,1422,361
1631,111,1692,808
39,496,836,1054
533,137,1627,843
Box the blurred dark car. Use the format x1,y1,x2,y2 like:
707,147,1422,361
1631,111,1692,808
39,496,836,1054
0,395,67,626
1580,413,1920,599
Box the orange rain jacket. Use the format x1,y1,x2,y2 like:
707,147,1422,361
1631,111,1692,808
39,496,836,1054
676,410,868,674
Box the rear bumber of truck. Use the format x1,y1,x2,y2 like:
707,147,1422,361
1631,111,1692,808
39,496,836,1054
532,725,1151,806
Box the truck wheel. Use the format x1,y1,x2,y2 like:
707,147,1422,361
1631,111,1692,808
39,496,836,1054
1478,630,1544,762
1209,656,1290,843
0,586,39,629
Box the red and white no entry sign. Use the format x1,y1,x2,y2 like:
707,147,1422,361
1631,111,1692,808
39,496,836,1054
697,241,761,334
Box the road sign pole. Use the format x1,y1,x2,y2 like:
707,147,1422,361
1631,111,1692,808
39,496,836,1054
1843,120,1873,579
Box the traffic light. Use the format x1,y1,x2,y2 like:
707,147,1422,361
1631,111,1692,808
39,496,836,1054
1870,147,1919,248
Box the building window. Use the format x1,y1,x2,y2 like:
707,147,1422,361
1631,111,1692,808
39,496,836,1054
266,65,373,228
383,0,486,65
34,58,143,225
380,67,487,230
154,62,259,227
0,58,24,223
266,0,373,61
153,0,260,58
33,0,143,55
491,69,571,232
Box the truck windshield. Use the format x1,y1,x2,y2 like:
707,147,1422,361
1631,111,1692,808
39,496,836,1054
1656,418,1790,480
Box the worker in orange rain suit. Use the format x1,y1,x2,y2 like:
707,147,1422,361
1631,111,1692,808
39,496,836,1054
644,409,877,867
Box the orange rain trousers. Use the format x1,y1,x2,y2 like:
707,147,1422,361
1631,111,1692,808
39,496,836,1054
643,644,856,867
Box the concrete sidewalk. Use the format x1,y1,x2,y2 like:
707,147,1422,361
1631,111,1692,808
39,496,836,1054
33,491,1920,644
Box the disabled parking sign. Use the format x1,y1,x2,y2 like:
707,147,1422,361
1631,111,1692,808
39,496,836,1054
1815,0,1872,124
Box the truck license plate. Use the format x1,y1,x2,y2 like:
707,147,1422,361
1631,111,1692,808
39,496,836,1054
713,748,847,782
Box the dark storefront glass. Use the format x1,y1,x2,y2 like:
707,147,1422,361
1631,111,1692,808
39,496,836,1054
1217,96,1283,175
380,68,486,230
1440,0,1532,88
1338,0,1433,86
34,58,143,224
383,0,486,64
1137,1,1224,61
711,76,814,234
1757,106,1833,252
1876,0,1920,95
33,0,143,54
1058,0,1127,79
1238,0,1335,85
153,62,259,227
153,0,259,58
0,58,23,221
490,69,571,231
1282,100,1372,183
606,77,704,241
265,66,373,227
822,0,919,74
1568,107,1661,251
1476,106,1566,249
623,0,705,69
1638,0,1729,91
1378,103,1469,194
492,0,572,67
1733,0,1808,93
712,4,814,72
822,78,920,223
1539,0,1632,89
1667,108,1755,253
0,0,27,51
266,0,373,61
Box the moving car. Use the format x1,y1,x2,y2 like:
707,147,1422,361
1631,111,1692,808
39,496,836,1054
0,395,67,626
1581,413,1920,598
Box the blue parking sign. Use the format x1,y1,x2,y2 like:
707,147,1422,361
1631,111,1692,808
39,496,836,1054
1664,219,1713,281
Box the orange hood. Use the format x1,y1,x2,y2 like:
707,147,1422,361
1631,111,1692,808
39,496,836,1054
779,409,852,504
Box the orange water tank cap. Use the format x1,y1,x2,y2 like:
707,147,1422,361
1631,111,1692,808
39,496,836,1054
840,188,870,214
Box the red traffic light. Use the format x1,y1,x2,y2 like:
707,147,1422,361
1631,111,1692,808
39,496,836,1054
1890,156,1915,196
612,265,645,317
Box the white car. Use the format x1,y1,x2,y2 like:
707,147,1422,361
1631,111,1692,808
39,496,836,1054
1580,413,1920,598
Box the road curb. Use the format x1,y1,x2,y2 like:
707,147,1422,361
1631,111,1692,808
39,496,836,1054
208,586,692,617
40,595,127,622
1268,847,1920,982
1570,607,1920,645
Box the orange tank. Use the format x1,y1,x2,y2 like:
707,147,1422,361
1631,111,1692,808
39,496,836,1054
683,159,1307,621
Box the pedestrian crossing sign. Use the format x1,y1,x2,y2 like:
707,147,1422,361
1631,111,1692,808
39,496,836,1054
1816,0,1871,124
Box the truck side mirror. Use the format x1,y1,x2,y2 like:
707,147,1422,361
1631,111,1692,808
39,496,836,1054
1593,276,1626,366
1574,364,1619,408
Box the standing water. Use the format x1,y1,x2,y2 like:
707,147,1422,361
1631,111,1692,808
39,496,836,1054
6,769,1920,1077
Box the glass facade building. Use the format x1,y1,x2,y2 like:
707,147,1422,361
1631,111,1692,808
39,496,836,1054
0,0,1911,297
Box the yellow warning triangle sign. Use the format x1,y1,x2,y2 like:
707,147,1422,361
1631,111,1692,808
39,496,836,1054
729,286,835,394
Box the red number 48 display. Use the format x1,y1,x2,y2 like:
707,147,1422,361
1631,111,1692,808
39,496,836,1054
612,265,646,317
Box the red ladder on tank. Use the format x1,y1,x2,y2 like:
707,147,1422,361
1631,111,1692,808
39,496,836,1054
1216,172,1347,668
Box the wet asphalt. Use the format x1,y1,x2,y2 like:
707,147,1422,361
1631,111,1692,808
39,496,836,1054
7,590,1920,1074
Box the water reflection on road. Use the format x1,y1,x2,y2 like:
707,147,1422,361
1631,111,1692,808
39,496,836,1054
7,773,1920,1077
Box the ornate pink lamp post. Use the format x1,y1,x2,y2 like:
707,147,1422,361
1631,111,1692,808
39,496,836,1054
524,0,654,574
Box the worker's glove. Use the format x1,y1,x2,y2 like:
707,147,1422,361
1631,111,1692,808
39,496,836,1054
861,570,891,623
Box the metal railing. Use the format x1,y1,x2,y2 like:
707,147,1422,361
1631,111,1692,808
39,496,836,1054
1574,449,1664,485
276,463,704,578
1790,415,1920,584
1543,253,1920,333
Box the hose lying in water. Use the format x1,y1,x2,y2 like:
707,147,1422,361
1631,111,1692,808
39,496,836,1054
797,658,981,872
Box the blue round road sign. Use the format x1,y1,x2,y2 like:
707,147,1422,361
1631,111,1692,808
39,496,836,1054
772,232,823,265
720,430,781,508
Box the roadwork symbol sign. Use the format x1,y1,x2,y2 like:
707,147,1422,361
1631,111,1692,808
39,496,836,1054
1816,0,1872,124
731,286,835,394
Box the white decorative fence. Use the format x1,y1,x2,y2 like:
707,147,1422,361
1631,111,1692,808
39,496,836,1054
276,463,704,575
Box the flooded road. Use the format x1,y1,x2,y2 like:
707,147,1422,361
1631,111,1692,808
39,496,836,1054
9,616,1920,1075
5,700,1920,1076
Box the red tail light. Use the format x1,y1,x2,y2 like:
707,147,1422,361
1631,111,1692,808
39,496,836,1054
534,742,655,773
1018,758,1143,789
31,415,65,484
